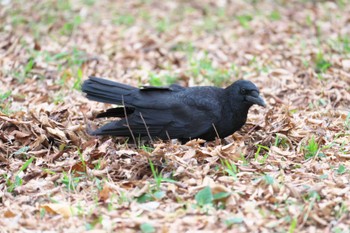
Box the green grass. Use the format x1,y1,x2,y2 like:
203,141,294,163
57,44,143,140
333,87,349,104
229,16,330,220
254,144,270,164
334,202,348,220
189,56,237,86
61,172,82,192
0,91,12,115
345,112,350,130
224,216,244,227
274,134,289,148
221,159,239,179
327,36,350,54
6,155,35,193
149,159,175,190
269,10,281,21
140,223,156,233
195,186,230,210
304,136,319,159
44,48,87,88
60,15,82,36
155,17,171,33
335,164,347,175
314,52,331,73
199,17,218,32
288,217,298,233
263,174,274,185
136,159,176,203
170,41,195,54
11,58,35,83
148,72,177,87
82,0,96,6
113,14,135,26
236,14,253,29
6,0,83,39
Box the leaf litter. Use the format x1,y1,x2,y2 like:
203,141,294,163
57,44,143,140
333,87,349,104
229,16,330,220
0,0,350,232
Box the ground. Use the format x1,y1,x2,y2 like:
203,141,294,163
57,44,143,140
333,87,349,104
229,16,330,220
0,0,350,232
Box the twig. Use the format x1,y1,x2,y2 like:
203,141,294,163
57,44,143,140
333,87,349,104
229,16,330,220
139,111,153,144
122,95,136,145
165,130,171,141
212,123,221,144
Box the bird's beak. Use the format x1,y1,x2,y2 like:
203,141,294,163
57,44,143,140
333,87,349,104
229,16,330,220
246,92,266,107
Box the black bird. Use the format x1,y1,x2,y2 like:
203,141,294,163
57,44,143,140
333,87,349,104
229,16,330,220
81,76,266,142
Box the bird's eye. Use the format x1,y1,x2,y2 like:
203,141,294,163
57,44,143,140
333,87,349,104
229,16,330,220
240,88,247,95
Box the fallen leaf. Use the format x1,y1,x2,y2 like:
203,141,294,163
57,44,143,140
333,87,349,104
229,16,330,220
40,203,73,218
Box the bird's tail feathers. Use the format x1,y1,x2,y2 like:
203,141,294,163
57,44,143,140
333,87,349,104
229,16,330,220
81,76,137,104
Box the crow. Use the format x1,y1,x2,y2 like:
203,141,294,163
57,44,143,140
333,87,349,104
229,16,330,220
81,76,265,142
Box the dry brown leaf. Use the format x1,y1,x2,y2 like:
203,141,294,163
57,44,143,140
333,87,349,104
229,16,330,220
46,127,68,141
269,146,293,157
40,203,73,218
3,209,16,218
99,183,112,202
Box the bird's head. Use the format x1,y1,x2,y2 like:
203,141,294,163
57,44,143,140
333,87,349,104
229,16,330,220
228,80,266,108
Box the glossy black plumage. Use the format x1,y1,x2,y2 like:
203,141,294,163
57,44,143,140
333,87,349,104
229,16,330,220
82,76,265,141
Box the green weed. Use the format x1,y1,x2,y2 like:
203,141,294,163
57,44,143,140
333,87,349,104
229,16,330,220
6,156,35,193
304,136,319,159
221,159,238,179
327,36,350,54
140,145,154,153
61,172,81,191
60,15,82,36
263,174,274,185
201,17,218,32
345,112,350,130
170,42,195,54
189,56,235,86
137,159,175,203
224,216,244,227
148,73,177,87
45,48,86,88
335,164,347,175
274,134,289,148
236,14,253,29
269,10,281,21
305,190,321,202
12,58,35,83
156,18,171,33
288,217,298,233
314,52,331,73
12,146,30,157
254,144,270,164
335,202,348,219
113,14,135,26
195,186,230,209
0,91,12,115
149,159,175,190
140,223,156,233
82,0,96,6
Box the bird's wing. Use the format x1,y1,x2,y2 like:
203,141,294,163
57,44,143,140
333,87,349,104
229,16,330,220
126,88,224,138
140,84,184,91
93,107,219,139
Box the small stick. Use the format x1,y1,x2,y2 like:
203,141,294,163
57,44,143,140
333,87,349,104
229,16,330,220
122,95,136,144
139,111,154,144
212,123,221,144
165,130,171,141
